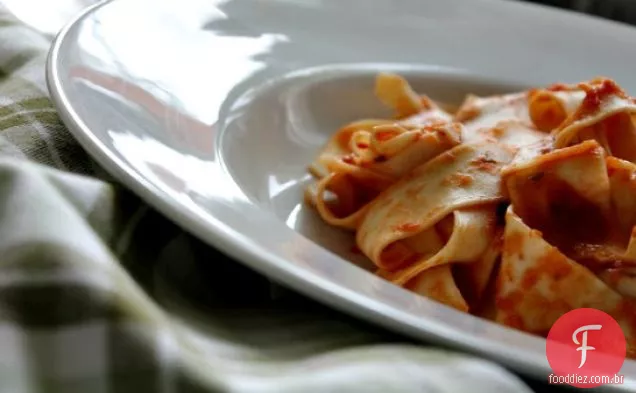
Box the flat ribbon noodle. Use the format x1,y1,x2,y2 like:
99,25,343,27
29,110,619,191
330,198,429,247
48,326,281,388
600,268,636,300
497,207,636,356
406,208,504,314
375,207,498,312
377,207,497,285
502,140,636,302
357,142,513,283
595,157,636,298
308,119,393,178
404,264,469,312
400,107,454,128
527,83,585,132
306,74,460,230
553,79,636,162
312,172,381,229
455,227,504,307
307,123,461,229
308,73,455,179
455,92,532,142
467,120,547,152
502,140,612,236
374,72,454,124
367,123,462,178
607,156,636,235
374,72,427,118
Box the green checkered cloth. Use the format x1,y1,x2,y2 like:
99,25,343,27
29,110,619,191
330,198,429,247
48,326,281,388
0,5,547,393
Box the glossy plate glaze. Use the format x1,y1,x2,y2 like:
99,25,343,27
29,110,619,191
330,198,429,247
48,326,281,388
47,0,636,388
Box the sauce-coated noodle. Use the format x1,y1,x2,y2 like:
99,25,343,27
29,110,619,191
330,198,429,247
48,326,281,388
304,73,636,356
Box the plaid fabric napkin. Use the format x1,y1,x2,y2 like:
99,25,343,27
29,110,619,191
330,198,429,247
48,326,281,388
0,4,549,393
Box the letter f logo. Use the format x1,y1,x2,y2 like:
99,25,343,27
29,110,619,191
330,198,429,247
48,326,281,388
573,324,602,368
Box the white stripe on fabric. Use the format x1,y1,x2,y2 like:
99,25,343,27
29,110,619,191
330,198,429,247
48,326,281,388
224,347,533,393
0,324,32,393
157,327,178,393
25,111,68,170
25,321,108,388
0,133,26,158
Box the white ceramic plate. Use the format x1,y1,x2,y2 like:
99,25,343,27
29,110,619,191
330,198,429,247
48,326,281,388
47,0,636,388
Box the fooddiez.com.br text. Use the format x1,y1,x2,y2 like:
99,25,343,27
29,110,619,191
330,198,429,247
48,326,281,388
548,373,624,386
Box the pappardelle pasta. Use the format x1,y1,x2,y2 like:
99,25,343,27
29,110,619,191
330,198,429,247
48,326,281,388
304,73,636,356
